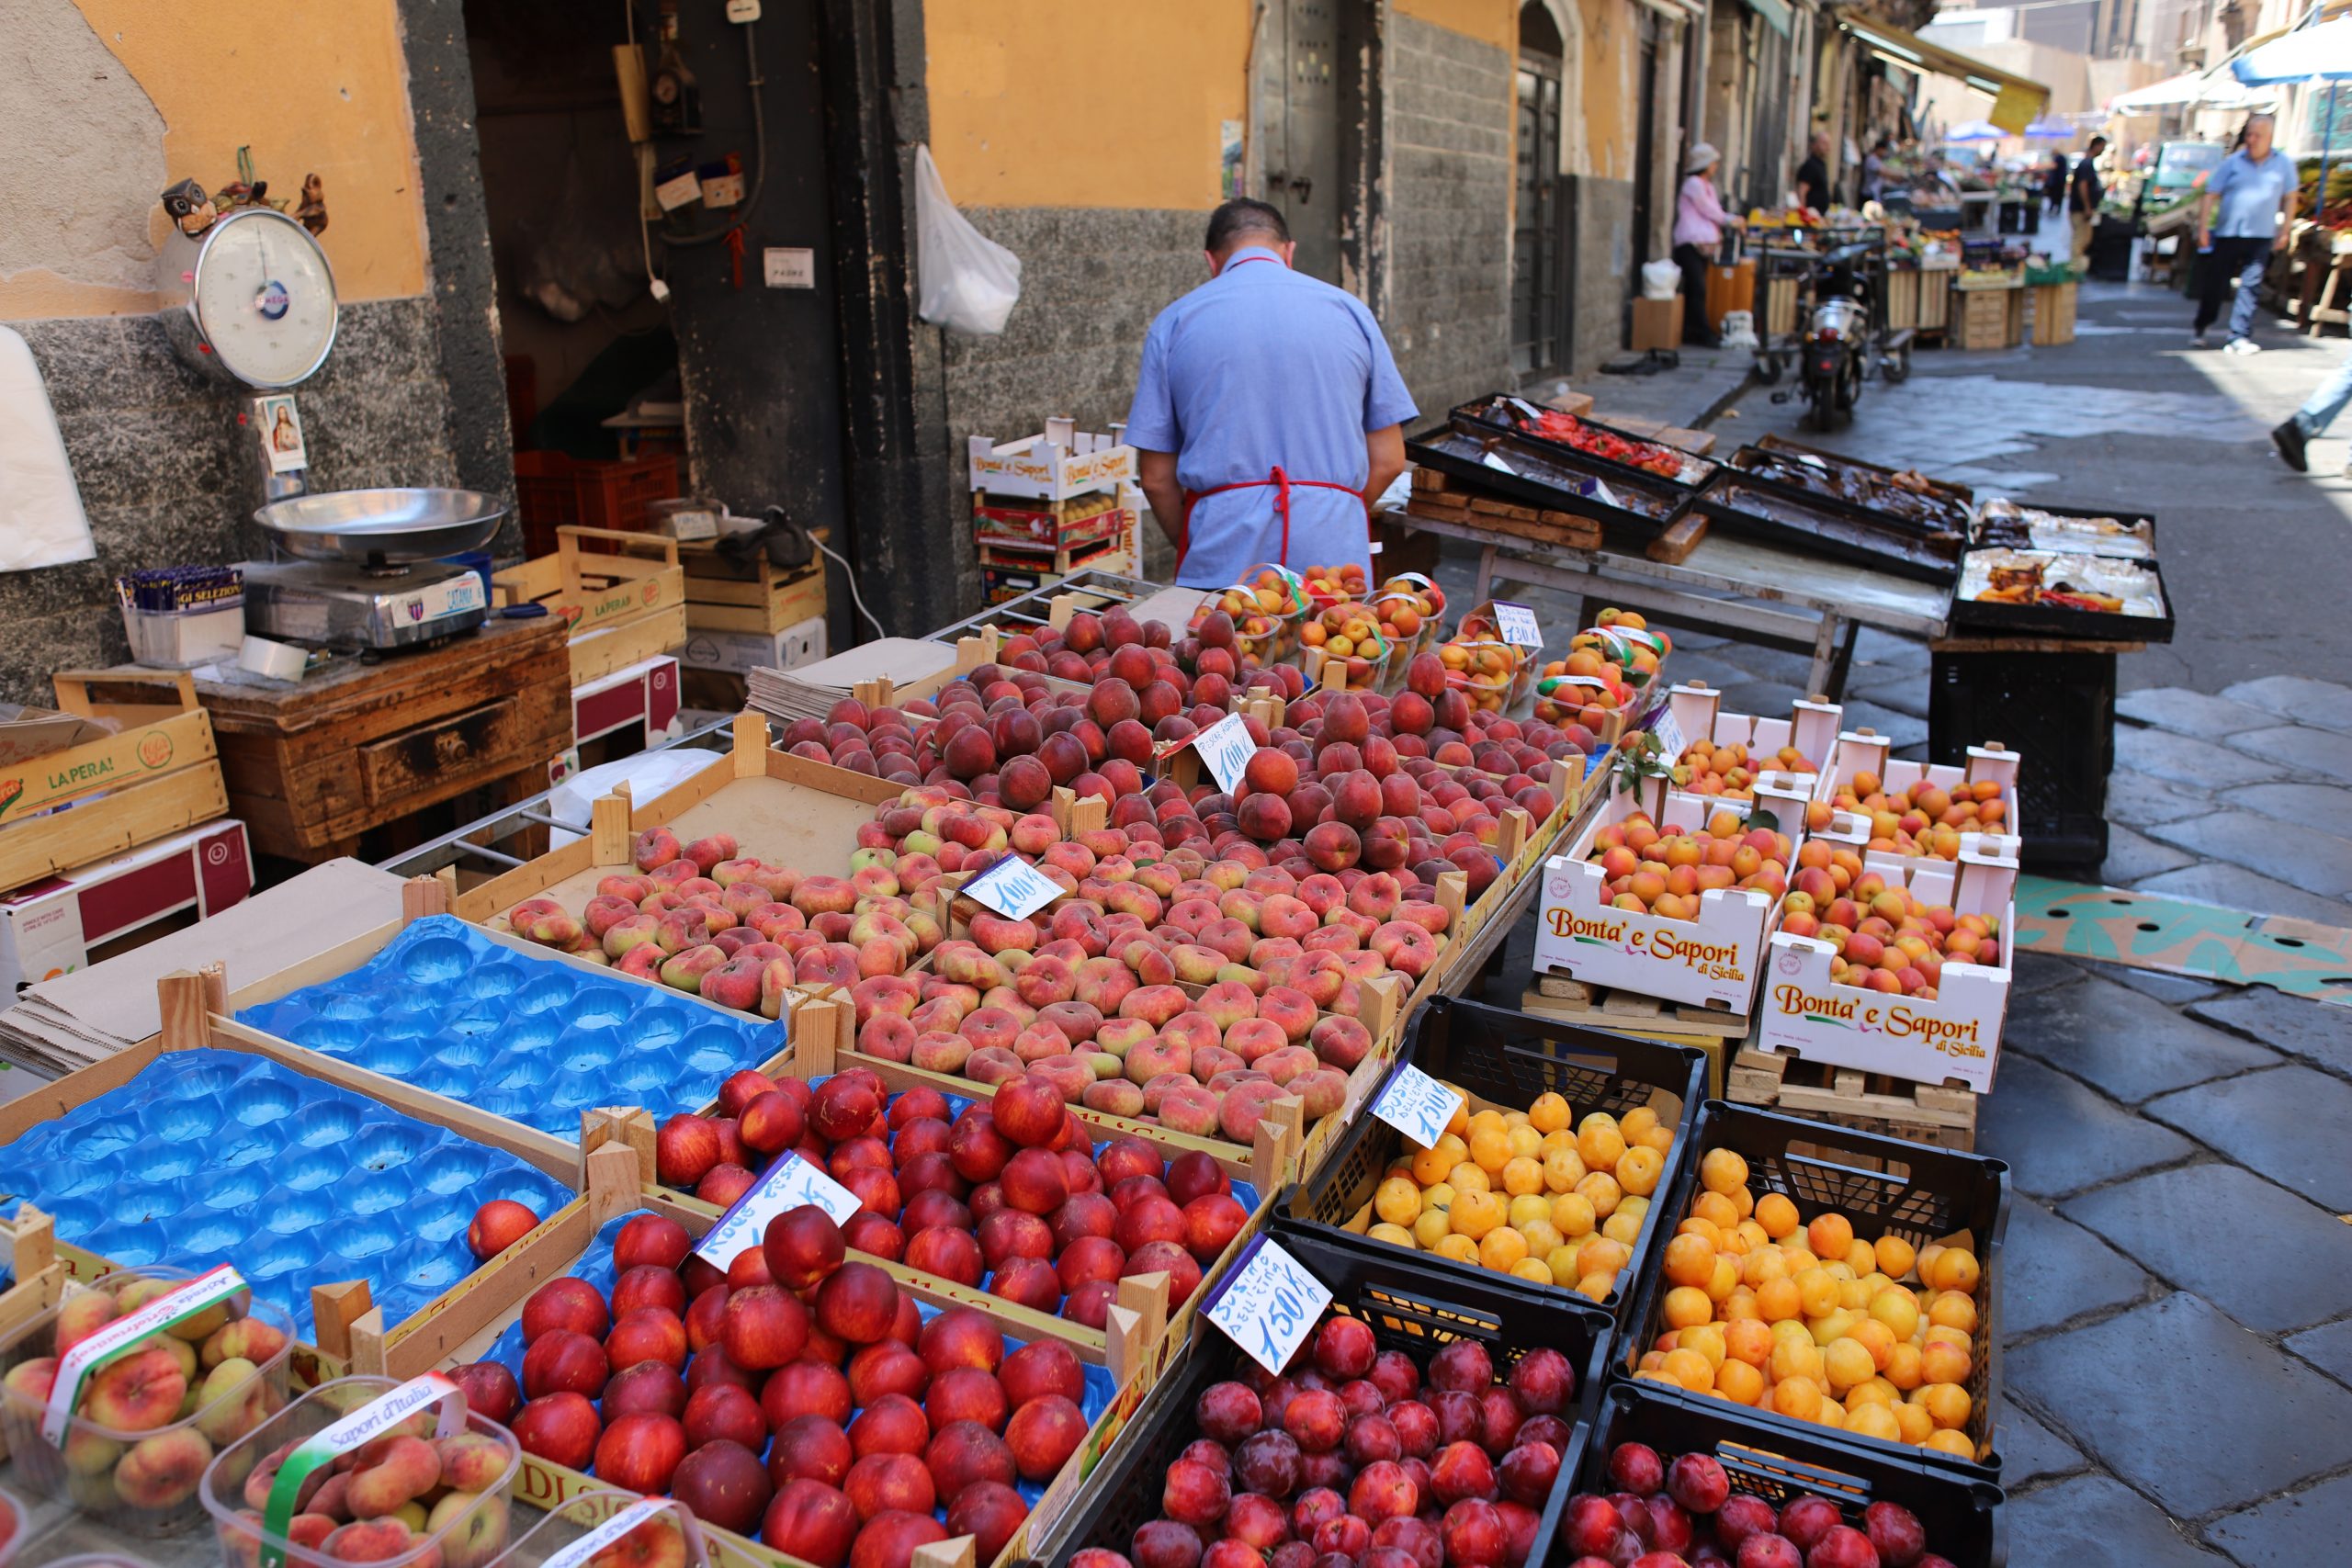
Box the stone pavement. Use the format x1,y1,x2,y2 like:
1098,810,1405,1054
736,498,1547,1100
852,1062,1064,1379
1437,276,2352,1562
1523,344,1757,435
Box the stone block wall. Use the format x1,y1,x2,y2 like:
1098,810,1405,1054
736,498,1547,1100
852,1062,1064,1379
1567,174,1635,374
1,299,461,705
1385,12,1515,421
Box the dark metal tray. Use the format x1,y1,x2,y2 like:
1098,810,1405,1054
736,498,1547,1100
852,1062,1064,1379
1406,417,1684,540
1452,395,1719,490
1950,549,2175,642
1731,442,1973,535
1758,431,1977,504
1690,468,1962,582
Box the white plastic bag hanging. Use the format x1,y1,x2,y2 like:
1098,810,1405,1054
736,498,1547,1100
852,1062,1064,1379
1640,258,1682,299
914,144,1023,335
0,327,96,571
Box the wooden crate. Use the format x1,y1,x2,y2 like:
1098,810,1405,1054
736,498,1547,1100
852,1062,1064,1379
2031,280,2077,345
679,537,828,636
196,615,572,863
1953,288,2012,352
1726,1046,1978,1152
1399,471,1604,551
348,1135,1159,1568
1885,269,1919,333
1916,268,1953,337
0,671,228,893
1763,275,1801,339
1519,975,1741,1098
492,526,687,686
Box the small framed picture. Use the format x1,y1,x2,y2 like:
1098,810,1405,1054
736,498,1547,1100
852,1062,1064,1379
254,394,307,473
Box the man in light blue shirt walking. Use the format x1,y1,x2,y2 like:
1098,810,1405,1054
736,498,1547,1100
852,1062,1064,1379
2193,114,2300,352
1126,200,1419,590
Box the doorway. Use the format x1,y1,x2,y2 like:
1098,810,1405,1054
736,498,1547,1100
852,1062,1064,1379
1633,11,1663,278
1257,0,1346,284
1512,3,1566,377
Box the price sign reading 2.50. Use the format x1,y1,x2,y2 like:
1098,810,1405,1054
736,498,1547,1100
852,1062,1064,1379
1205,1236,1334,1375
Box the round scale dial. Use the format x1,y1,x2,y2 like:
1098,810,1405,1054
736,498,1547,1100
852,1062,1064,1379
187,209,337,388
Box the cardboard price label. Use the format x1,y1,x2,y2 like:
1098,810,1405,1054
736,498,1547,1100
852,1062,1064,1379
695,1154,863,1269
1492,603,1543,650
962,855,1061,920
1371,1064,1464,1150
1205,1237,1334,1375
1193,711,1255,796
44,1265,250,1444
1649,707,1687,760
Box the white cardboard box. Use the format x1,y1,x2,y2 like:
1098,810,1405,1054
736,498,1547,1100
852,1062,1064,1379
0,819,253,995
1532,772,1812,1012
1753,827,2018,1093
967,420,1136,502
1813,731,2022,859
1659,682,1842,821
681,616,827,675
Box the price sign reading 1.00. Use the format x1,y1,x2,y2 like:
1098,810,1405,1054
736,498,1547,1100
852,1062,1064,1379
1371,1063,1465,1150
961,854,1061,920
1193,711,1256,796
1205,1236,1334,1375
1492,602,1544,650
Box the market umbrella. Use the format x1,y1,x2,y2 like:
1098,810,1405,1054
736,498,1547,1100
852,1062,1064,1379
2231,17,2352,84
2109,71,2265,112
1943,121,2006,142
2022,120,2075,138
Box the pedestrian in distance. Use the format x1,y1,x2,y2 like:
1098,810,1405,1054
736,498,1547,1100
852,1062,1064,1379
1673,143,1745,347
2269,344,2352,475
1796,130,1831,215
2042,152,2068,219
2067,135,2108,266
2192,112,2300,353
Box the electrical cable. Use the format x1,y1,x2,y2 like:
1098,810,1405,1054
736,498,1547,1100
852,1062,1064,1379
811,536,888,639
658,16,767,246
625,0,662,293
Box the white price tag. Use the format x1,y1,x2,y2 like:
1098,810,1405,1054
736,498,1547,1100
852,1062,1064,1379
962,855,1061,919
1193,711,1255,797
725,0,762,19
1492,602,1544,650
694,1155,862,1269
763,247,816,289
1591,478,1622,509
543,1501,673,1568
1479,453,1521,477
1207,1238,1334,1376
1372,1064,1464,1150
654,169,703,211
1650,707,1688,760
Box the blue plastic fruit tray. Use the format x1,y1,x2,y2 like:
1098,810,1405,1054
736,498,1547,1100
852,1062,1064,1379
236,916,781,1140
484,1210,1117,1512
0,1048,571,1341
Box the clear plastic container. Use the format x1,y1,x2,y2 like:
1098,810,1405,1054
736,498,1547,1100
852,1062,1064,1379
50,1556,165,1568
200,1376,521,1568
0,1486,21,1567
0,1268,299,1539
498,1491,708,1568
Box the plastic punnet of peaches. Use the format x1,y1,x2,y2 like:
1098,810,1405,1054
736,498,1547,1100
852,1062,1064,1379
1193,568,1310,671
1533,610,1669,736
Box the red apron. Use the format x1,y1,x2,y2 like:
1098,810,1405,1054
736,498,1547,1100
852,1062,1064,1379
1176,466,1369,577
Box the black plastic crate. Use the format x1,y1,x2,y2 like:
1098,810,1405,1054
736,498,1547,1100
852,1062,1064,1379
1574,1381,2007,1567
1036,1218,1614,1566
1621,1101,2013,1484
1280,995,1708,1322
1928,649,2116,868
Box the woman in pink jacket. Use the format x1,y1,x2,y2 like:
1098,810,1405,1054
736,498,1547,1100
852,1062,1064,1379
1672,143,1745,347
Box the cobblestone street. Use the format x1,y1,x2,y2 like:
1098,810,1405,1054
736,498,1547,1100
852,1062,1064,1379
1453,278,2352,1563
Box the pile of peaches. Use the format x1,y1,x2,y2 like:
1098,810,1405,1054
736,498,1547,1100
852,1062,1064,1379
1669,738,1817,800
1822,769,2008,862
1778,870,2001,1002
446,1203,1092,1568
1066,1314,1581,1568
1582,811,1793,921
1566,1439,1958,1568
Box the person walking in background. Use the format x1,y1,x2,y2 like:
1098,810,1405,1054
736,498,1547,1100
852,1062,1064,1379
2042,152,2069,219
1674,144,1744,347
2068,136,2108,265
2270,344,2352,474
2194,112,2300,353
1796,130,1831,215
1861,139,1890,203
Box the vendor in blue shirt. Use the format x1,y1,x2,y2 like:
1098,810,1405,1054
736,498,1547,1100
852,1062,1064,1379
1126,199,1419,589
2193,113,2300,353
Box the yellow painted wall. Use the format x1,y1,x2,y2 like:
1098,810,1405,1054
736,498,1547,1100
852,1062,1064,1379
925,0,1255,209
1577,0,1635,180
1396,0,1518,50
2,0,427,319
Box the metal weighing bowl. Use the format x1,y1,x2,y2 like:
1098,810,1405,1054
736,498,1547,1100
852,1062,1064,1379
254,488,506,564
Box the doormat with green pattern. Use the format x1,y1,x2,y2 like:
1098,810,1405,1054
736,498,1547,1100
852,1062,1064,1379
2014,875,2352,1004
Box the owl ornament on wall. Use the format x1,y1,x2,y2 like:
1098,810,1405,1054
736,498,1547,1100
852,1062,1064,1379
160,178,218,239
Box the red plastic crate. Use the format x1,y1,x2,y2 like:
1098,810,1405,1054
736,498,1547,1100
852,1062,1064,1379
513,451,680,554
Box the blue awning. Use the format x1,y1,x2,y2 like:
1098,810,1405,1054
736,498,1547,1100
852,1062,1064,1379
1747,0,1794,39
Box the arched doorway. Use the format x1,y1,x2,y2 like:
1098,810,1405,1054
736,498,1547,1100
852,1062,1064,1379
1512,2,1566,376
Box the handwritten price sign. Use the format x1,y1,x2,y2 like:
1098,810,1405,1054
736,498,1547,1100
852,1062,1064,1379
1492,603,1544,650
695,1154,862,1268
962,854,1061,919
1649,707,1687,761
1193,711,1255,796
1205,1237,1334,1375
1372,1064,1464,1150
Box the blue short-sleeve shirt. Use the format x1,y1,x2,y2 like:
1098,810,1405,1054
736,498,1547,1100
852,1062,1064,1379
1125,246,1419,589
2206,149,2299,239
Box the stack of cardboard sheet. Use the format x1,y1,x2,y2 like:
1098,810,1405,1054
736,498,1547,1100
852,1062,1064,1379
746,637,960,723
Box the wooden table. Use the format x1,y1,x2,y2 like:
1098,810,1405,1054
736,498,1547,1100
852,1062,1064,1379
189,615,573,863
1395,509,1951,698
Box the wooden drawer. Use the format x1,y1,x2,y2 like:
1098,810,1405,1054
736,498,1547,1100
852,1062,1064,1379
358,697,524,809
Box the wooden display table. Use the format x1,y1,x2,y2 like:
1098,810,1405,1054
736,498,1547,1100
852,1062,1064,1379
189,615,572,863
